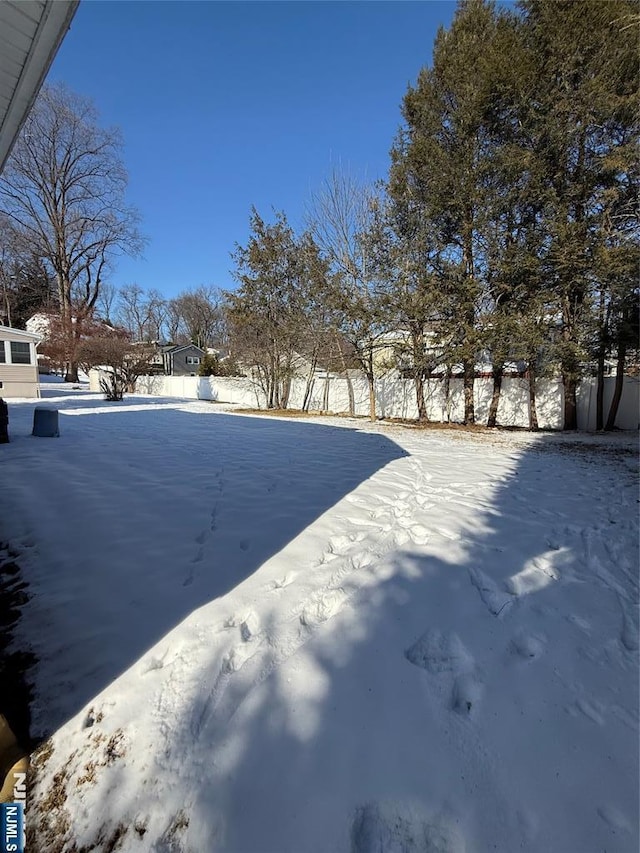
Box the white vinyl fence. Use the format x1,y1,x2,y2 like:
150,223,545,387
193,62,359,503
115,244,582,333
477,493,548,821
89,369,639,431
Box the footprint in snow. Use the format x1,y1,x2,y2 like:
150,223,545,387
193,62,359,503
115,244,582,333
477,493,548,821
222,613,262,674
224,610,260,642
406,629,483,717
141,655,167,676
328,533,362,556
451,672,483,717
569,697,606,726
409,523,430,545
597,804,632,834
510,632,546,662
620,601,639,652
468,567,515,617
506,557,560,597
392,529,412,549
272,572,296,590
300,588,347,628
405,629,474,675
566,613,591,634
223,641,262,674
435,527,461,542
350,802,465,853
225,609,260,641
351,551,376,571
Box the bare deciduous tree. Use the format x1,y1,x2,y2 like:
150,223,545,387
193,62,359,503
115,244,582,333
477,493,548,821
116,284,166,342
95,282,118,325
0,83,144,381
169,286,224,349
78,332,155,401
307,168,385,421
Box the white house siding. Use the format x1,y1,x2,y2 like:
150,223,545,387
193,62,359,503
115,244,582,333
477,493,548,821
0,363,39,397
0,332,40,397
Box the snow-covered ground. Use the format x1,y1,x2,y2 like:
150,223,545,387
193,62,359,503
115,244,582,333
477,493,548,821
1,380,638,853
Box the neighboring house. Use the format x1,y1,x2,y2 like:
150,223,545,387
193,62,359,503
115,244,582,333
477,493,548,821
0,326,42,398
25,312,52,338
26,313,54,373
374,330,445,375
161,344,205,376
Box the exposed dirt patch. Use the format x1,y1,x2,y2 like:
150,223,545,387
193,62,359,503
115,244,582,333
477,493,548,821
235,408,529,433
28,750,78,853
382,416,494,433
235,407,331,418
76,822,129,853
31,737,54,771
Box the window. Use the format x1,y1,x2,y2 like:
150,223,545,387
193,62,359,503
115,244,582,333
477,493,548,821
10,342,31,364
186,356,200,365
0,342,5,363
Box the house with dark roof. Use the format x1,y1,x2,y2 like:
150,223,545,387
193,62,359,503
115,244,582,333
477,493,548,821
161,344,205,376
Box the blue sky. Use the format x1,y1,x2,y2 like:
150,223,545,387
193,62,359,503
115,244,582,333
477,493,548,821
49,1,457,299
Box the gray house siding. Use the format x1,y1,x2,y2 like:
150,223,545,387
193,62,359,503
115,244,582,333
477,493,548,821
163,345,204,376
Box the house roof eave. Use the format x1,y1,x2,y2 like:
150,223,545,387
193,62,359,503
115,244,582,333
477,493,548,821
0,324,43,343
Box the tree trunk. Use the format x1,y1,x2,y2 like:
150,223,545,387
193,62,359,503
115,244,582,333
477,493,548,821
280,357,292,409
487,367,503,428
410,324,428,422
302,376,314,412
563,373,578,430
267,365,276,408
414,372,428,422
302,351,318,411
281,378,291,409
595,355,605,431
463,360,475,425
560,296,579,430
345,372,355,416
367,351,376,422
595,293,608,431
443,367,451,423
605,341,626,431
65,362,79,383
528,364,539,431
367,376,376,422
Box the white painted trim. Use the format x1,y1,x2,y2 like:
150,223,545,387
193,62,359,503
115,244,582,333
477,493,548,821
0,2,80,172
0,324,42,342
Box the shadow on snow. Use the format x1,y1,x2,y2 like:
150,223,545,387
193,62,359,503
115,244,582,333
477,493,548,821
0,394,407,738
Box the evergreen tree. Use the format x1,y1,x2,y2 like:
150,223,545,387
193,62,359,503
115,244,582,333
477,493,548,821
370,162,444,422
198,351,220,377
227,209,315,409
520,0,639,428
396,0,513,424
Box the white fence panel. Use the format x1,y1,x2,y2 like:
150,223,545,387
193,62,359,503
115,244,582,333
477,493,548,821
115,370,638,431
577,377,640,431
